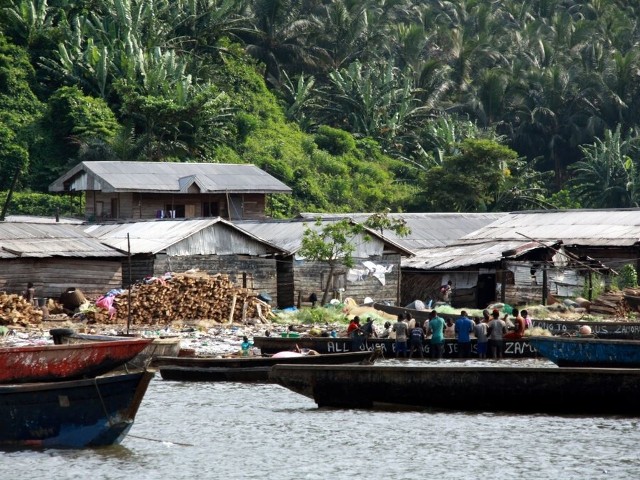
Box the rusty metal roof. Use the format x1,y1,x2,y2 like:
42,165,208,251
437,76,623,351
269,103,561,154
463,209,640,246
0,223,123,259
83,218,284,255
402,240,545,270
49,161,293,194
298,212,505,250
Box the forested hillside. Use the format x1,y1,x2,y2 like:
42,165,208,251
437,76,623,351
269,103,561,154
1,0,640,217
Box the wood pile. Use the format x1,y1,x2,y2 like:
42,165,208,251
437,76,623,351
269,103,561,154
589,291,627,316
623,288,640,312
111,270,272,325
0,293,43,326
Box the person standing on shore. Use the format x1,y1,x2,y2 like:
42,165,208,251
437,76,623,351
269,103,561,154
392,314,408,358
487,309,507,359
455,311,474,358
427,310,446,359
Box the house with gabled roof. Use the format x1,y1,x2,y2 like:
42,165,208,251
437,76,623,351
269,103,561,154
0,222,124,299
49,161,292,221
82,218,286,299
237,218,413,308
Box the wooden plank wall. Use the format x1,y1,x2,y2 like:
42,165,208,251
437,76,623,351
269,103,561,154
293,255,400,305
276,256,295,308
0,258,122,300
87,192,269,220
152,254,278,299
400,272,442,307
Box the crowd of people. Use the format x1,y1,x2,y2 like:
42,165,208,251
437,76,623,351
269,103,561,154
348,307,532,360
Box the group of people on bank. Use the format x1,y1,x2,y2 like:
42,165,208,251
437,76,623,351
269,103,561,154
347,307,532,360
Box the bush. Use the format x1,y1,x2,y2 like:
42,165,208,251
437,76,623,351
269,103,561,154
314,126,356,155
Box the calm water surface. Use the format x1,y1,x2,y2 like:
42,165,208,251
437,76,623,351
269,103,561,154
2,359,640,480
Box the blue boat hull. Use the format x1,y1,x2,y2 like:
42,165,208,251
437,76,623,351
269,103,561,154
528,337,640,367
0,370,154,448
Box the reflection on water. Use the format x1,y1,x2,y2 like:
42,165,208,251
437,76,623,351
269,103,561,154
2,365,639,480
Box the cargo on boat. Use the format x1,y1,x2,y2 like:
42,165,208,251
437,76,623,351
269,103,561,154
269,364,640,415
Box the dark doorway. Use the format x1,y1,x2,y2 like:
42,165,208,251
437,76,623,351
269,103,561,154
476,274,496,309
276,256,294,308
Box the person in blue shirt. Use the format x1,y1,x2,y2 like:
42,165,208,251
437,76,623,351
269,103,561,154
426,310,445,359
241,336,253,356
454,311,475,358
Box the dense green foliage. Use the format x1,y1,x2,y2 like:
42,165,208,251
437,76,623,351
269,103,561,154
2,0,640,216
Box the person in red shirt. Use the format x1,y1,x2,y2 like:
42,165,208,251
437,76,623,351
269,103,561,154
504,309,526,339
347,316,361,335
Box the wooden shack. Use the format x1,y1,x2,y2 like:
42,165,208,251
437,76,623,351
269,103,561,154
0,222,124,300
402,209,640,308
83,218,285,300
237,219,413,308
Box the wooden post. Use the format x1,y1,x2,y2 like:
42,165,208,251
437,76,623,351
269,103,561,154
228,294,237,324
127,233,132,334
297,290,301,309
542,264,548,306
588,272,593,301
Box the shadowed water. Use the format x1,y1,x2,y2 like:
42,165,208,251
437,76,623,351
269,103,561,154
2,359,639,480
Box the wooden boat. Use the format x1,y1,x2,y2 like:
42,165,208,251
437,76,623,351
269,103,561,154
50,329,181,366
373,302,640,339
0,338,152,384
253,336,537,358
270,364,640,415
0,369,154,448
156,351,376,382
528,336,640,367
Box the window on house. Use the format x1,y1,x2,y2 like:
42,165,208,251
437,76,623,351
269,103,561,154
202,202,220,217
165,204,185,218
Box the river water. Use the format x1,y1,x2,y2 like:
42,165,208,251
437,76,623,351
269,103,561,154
2,359,640,480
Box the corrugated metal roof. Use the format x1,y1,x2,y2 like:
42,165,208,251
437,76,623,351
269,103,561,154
403,240,543,270
0,223,123,258
298,212,505,249
83,218,284,255
49,161,293,194
5,215,84,224
236,219,412,257
464,209,640,246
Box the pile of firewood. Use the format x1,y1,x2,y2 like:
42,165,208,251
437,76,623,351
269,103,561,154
589,291,627,317
112,270,272,325
0,293,43,326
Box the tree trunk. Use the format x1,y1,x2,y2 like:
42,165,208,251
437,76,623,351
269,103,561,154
321,264,336,306
0,168,21,221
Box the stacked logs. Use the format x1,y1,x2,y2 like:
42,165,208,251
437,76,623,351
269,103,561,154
111,271,272,325
0,293,43,326
589,291,627,317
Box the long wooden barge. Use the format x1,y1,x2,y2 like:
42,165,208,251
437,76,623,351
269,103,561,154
528,336,640,368
156,351,374,382
253,336,537,358
270,364,640,414
373,302,640,339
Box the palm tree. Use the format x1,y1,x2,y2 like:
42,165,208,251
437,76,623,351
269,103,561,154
569,125,640,208
242,0,329,86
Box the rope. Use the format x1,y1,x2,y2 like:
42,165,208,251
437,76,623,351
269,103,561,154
126,434,194,447
93,377,193,447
